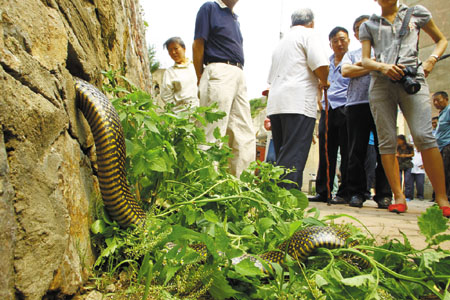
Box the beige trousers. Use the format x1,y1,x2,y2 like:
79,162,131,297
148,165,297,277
199,63,256,177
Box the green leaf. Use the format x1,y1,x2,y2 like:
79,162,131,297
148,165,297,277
207,271,237,300
419,250,449,273
432,234,450,245
234,258,262,276
91,219,106,235
204,210,220,223
168,225,203,241
289,220,303,237
289,189,309,209
340,274,375,287
418,206,449,242
241,224,255,235
257,218,275,233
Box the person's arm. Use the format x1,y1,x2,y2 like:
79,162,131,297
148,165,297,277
361,40,405,81
313,65,330,90
193,38,205,85
421,19,448,77
313,65,329,111
342,62,371,78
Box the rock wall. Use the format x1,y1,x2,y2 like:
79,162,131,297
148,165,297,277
0,0,151,299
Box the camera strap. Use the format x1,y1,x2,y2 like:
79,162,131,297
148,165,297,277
394,7,415,64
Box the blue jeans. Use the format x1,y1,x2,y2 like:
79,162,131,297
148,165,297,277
400,168,413,199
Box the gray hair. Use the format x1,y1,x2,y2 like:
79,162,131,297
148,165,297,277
291,8,314,26
163,37,186,49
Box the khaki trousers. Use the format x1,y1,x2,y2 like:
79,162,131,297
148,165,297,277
199,63,256,177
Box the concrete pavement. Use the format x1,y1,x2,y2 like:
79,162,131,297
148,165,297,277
307,198,450,249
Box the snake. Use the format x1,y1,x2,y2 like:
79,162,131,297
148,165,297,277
74,77,365,268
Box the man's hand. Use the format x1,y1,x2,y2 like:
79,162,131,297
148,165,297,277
380,63,405,81
264,118,271,131
319,80,330,90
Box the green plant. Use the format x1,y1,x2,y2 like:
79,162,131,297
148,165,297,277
148,44,160,73
249,97,267,118
89,71,450,300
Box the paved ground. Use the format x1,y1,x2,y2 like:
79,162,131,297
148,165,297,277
307,197,450,249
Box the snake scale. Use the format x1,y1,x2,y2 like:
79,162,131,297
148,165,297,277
74,77,364,268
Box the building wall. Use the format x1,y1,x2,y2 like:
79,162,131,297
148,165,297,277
404,0,450,116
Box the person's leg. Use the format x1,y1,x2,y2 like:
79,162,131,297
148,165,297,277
336,107,349,200
369,77,405,205
415,173,425,199
441,145,450,201
269,115,283,159
365,145,377,196
315,109,339,199
369,113,393,207
275,114,315,190
404,168,414,200
399,83,450,208
227,66,256,177
346,104,371,200
199,63,234,141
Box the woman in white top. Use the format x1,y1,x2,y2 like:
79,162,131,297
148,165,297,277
160,37,199,113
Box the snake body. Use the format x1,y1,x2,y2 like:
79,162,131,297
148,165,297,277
74,78,360,266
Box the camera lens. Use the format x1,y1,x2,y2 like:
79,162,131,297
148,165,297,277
402,76,421,95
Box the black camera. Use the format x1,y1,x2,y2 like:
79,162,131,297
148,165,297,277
392,66,421,95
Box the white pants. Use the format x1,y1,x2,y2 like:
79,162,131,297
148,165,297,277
199,63,256,177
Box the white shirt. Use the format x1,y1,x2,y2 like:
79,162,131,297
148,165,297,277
411,149,424,174
161,60,199,113
266,26,328,118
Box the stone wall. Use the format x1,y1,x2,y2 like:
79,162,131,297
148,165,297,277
0,0,151,299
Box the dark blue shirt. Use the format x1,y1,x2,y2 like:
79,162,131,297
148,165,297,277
194,1,244,66
321,54,349,110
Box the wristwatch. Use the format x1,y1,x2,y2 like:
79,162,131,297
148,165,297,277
430,54,440,61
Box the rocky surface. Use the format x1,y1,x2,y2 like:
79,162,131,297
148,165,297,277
0,0,151,299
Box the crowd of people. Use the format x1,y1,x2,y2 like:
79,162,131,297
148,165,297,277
158,0,450,218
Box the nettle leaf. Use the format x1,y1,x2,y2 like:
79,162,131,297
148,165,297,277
204,210,220,223
91,219,107,235
214,225,230,251
418,206,449,242
257,218,276,234
234,258,262,277
241,224,255,235
168,225,203,242
207,271,237,300
289,189,309,209
419,250,449,273
340,274,375,287
432,234,450,245
146,149,168,172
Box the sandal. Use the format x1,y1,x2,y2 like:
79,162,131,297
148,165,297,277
440,206,450,218
388,203,407,214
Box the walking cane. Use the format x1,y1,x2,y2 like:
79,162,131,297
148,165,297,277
323,88,331,205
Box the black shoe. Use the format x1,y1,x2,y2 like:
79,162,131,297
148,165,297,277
330,195,347,205
349,195,365,208
375,197,392,209
364,192,372,200
308,194,329,203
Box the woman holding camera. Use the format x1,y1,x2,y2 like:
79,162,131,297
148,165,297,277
360,0,450,216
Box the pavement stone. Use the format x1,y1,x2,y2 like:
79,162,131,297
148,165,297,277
307,198,450,249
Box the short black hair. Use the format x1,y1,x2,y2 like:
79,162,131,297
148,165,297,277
163,37,186,49
353,15,370,32
433,91,449,100
432,116,439,120
329,26,349,40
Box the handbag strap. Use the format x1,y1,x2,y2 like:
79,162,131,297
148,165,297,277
395,7,415,64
